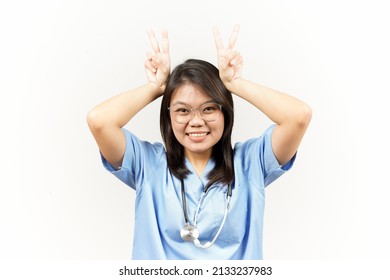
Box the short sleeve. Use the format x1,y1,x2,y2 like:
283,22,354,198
234,124,296,187
101,128,165,190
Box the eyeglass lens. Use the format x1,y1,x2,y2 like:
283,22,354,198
170,103,222,124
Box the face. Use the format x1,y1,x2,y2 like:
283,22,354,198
169,84,225,160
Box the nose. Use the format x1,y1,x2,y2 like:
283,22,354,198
188,109,205,126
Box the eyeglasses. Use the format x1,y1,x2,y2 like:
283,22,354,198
168,102,222,124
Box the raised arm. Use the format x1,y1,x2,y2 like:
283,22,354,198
213,25,312,166
87,30,170,169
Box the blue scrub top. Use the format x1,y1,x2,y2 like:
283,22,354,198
101,125,295,259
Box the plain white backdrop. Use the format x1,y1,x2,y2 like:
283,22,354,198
1,0,389,260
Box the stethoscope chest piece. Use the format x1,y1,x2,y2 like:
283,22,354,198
180,223,199,242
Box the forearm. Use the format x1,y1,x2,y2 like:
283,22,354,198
87,82,163,129
226,78,311,126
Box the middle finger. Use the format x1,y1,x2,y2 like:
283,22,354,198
147,29,161,53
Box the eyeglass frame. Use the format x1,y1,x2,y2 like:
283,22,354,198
167,102,223,124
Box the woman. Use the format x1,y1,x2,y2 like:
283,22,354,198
87,25,312,259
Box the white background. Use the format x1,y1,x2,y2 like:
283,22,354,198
1,0,389,260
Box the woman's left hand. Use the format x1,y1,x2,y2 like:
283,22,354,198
213,25,243,85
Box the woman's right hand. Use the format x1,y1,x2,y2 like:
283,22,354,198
145,29,170,92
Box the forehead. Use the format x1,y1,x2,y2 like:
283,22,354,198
170,84,211,106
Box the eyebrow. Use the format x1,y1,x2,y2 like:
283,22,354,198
170,100,215,107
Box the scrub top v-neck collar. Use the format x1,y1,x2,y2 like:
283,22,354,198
183,157,216,194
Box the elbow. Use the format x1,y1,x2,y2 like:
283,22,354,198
86,108,106,132
294,103,312,129
300,103,312,127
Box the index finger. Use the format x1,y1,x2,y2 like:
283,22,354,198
213,26,224,51
161,29,169,54
227,24,240,49
147,29,161,53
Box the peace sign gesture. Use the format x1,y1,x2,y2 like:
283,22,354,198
213,25,243,85
145,29,170,90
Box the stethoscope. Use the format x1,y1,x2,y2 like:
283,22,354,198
179,178,232,248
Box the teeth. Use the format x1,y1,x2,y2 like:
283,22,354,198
189,133,207,137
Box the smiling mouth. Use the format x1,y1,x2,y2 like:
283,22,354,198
186,132,209,137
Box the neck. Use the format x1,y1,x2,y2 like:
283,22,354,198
185,150,212,177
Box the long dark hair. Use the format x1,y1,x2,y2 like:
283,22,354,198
160,59,234,188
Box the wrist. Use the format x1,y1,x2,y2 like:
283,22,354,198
223,78,244,94
147,81,166,96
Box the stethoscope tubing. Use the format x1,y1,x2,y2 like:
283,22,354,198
180,178,232,248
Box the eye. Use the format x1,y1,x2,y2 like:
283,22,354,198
202,104,219,113
174,107,190,114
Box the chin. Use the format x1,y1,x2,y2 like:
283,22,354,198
184,145,213,156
